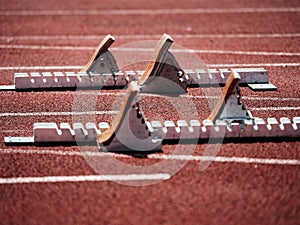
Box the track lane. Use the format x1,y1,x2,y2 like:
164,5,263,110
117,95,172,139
0,11,299,36
1,0,299,11
0,0,300,224
0,160,299,224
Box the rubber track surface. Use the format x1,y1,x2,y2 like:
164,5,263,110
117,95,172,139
0,0,299,224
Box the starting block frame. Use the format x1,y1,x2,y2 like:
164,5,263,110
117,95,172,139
0,34,276,92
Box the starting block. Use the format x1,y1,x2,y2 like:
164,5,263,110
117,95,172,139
0,34,277,92
5,73,299,151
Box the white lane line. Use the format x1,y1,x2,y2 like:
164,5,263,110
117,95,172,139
0,66,83,70
149,154,300,165
208,63,300,67
1,44,300,56
0,148,299,166
251,106,300,111
114,47,300,56
0,91,299,103
0,63,300,71
191,49,300,56
1,33,300,40
1,88,298,102
78,93,300,102
0,173,171,184
189,95,300,102
115,47,300,56
0,106,299,118
0,111,118,117
0,44,94,51
0,7,299,16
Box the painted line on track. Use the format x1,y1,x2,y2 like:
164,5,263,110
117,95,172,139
1,44,300,56
0,7,299,16
0,148,299,166
0,91,299,105
189,95,300,102
1,63,300,71
1,33,300,40
115,47,300,56
70,92,300,102
0,173,171,184
208,63,300,67
251,106,300,111
0,44,94,51
0,105,299,118
0,66,83,70
1,89,298,102
0,111,118,117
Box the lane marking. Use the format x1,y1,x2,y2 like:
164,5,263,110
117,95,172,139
1,44,300,56
0,111,118,117
3,90,298,103
0,148,299,166
208,63,300,67
0,44,94,51
149,154,300,165
251,106,300,111
189,95,300,102
0,63,300,71
0,105,299,118
0,7,299,16
78,93,300,102
114,47,300,56
1,33,300,40
0,85,299,102
0,173,171,184
0,66,83,70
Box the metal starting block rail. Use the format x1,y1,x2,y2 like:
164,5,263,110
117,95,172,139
5,117,300,145
4,68,274,91
0,34,276,92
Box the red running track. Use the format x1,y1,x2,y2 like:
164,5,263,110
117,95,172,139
0,0,300,224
